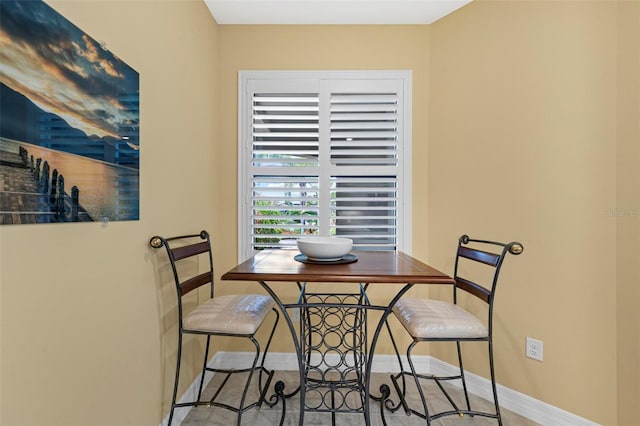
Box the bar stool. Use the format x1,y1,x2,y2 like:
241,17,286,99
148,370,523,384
389,234,523,425
150,230,279,426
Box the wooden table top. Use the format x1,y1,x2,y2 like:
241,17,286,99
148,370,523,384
221,250,454,284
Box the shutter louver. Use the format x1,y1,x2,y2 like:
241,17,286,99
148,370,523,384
329,93,399,250
331,177,398,250
251,94,320,249
252,94,319,167
330,93,398,167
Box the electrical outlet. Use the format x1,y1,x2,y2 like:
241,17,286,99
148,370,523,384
526,337,543,361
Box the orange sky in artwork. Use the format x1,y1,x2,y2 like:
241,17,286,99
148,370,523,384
0,4,138,141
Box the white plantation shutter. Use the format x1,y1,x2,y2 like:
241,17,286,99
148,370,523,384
329,91,399,250
330,93,399,167
252,94,320,168
249,91,321,250
239,71,412,259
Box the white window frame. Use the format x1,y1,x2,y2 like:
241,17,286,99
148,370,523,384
238,70,412,261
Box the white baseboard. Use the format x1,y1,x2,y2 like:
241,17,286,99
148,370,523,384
426,357,600,426
159,367,216,426
161,351,600,426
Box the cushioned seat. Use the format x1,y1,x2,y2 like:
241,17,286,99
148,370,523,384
184,294,275,335
393,298,487,339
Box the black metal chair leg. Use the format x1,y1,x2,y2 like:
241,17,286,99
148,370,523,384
257,308,279,404
235,338,262,426
385,319,408,413
197,335,212,400
406,342,432,425
488,340,503,425
456,341,472,411
168,332,183,426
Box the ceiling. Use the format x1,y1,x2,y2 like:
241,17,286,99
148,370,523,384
204,0,472,25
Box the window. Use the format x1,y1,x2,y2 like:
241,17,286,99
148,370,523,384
238,71,412,260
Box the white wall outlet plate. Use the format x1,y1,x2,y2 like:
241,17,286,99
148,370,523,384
526,337,543,361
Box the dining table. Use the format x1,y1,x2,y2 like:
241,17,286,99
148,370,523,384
221,249,455,425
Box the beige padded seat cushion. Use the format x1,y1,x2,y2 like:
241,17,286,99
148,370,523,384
183,294,275,335
393,298,487,339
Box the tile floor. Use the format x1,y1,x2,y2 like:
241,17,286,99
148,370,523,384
181,370,541,425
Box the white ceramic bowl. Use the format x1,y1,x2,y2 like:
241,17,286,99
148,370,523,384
296,237,353,260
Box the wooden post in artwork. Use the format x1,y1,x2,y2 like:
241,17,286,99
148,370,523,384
56,175,66,218
35,158,41,181
42,161,50,194
19,147,28,165
71,186,79,222
50,169,59,206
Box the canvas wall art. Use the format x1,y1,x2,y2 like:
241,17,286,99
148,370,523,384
0,0,139,225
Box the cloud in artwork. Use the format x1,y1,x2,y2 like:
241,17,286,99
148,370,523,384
0,1,138,139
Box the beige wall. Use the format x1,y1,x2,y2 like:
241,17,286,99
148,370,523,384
1,1,637,425
429,1,634,425
616,1,640,425
0,1,219,424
